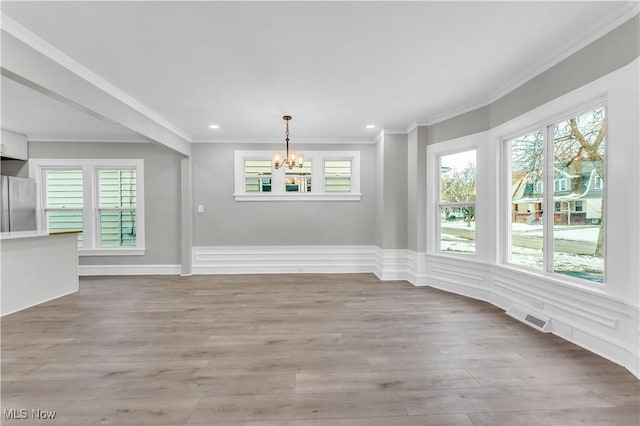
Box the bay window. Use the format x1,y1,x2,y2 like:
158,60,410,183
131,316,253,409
438,149,477,254
506,105,606,283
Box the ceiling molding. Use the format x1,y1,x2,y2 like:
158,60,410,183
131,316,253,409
405,121,430,134
192,137,377,145
416,4,639,128
481,3,639,107
1,13,193,143
26,135,148,143
383,128,409,135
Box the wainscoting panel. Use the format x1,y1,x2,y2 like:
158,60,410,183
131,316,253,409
78,264,181,276
412,253,639,379
192,245,377,275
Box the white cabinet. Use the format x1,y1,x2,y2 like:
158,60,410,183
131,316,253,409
1,130,28,160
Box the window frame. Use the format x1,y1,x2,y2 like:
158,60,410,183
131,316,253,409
43,168,85,247
593,175,604,190
30,159,145,256
501,102,607,285
234,150,362,201
436,148,478,256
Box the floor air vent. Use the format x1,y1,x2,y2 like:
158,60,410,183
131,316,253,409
506,305,551,332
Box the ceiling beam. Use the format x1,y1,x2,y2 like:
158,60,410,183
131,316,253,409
1,20,191,157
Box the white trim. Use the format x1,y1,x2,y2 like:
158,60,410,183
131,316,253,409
410,252,639,379
373,248,411,281
482,3,639,110
78,264,180,276
80,248,145,256
414,5,639,128
427,135,482,256
72,242,639,378
234,150,362,201
192,245,377,275
234,193,363,202
192,138,377,145
29,158,145,255
1,14,192,143
25,136,149,143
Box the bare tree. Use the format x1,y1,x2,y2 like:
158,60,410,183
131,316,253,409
441,163,476,227
555,107,606,256
511,108,606,256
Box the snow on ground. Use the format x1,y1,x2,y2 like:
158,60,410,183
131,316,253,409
440,220,604,282
441,220,601,243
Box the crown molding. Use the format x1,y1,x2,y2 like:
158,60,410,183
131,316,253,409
26,136,149,143
413,5,639,128
1,13,193,143
482,3,639,107
191,137,377,145
405,121,430,134
382,128,408,135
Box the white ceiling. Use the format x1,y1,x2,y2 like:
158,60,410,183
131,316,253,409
1,1,637,144
1,76,143,142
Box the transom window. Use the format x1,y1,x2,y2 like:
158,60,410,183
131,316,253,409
324,160,352,192
234,150,361,201
285,160,312,192
30,159,145,256
244,160,272,193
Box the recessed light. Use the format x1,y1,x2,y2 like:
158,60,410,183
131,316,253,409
366,124,376,129
209,124,219,129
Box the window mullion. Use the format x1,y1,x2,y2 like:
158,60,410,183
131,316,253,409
85,166,96,250
272,164,285,194
543,125,555,274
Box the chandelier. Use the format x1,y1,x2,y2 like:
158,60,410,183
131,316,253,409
272,115,304,170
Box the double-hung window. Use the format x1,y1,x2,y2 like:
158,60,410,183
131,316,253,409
30,159,145,255
324,160,352,192
44,169,84,246
506,105,606,283
437,149,477,254
234,150,361,201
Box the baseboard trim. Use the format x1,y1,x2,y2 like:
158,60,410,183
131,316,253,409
79,264,181,276
193,245,378,275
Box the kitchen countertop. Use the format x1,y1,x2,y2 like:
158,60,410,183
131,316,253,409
0,230,81,240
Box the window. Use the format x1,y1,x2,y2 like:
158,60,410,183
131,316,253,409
554,178,568,192
510,129,544,270
438,149,477,254
97,169,137,247
234,150,361,201
30,159,145,256
285,160,312,192
244,160,272,193
324,160,352,192
593,175,604,190
506,106,605,283
45,169,84,247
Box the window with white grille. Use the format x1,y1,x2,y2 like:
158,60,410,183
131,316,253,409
30,159,145,256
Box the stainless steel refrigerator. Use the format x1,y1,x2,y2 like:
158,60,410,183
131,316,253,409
1,175,37,232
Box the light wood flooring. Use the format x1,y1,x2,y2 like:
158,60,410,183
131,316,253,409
2,273,638,425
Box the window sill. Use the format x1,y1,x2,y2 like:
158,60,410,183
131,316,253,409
234,193,363,202
79,248,146,256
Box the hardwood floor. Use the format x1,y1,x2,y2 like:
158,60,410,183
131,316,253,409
1,273,638,425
